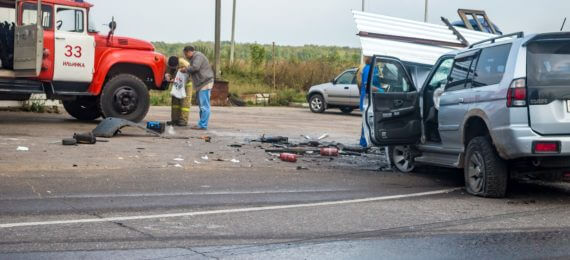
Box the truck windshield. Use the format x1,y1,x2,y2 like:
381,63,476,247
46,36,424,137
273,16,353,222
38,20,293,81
527,40,570,87
88,9,99,33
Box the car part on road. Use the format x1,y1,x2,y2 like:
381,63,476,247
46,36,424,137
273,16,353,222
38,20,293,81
73,132,97,145
464,136,508,198
146,121,166,134
280,153,298,163
390,146,416,173
309,94,326,113
340,107,354,114
62,138,78,146
92,117,160,138
259,135,289,144
320,148,339,157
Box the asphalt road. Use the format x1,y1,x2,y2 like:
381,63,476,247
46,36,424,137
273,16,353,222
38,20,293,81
1,107,569,259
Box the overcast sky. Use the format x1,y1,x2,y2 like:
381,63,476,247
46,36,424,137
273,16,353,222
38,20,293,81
88,0,569,47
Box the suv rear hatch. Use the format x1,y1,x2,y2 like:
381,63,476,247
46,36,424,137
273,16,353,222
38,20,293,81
527,33,570,135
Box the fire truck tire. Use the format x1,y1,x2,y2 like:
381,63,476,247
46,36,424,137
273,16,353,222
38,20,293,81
62,97,102,121
100,74,150,123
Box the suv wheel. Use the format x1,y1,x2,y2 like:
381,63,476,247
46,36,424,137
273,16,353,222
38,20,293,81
340,107,354,114
100,74,150,123
390,146,416,173
63,96,102,121
309,94,325,113
464,136,508,198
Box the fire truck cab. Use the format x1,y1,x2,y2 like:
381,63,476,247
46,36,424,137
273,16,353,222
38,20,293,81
0,0,168,122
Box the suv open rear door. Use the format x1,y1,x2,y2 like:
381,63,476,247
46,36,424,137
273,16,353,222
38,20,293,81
364,56,421,146
13,0,43,77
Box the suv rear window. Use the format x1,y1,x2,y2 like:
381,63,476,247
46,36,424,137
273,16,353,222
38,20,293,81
473,44,512,87
527,41,570,87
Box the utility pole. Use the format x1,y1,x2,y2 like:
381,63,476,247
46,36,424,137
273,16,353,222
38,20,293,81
272,42,276,90
424,0,429,22
230,0,237,64
362,0,365,11
214,0,222,79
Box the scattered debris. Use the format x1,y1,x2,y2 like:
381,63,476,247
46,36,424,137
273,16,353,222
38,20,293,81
173,157,185,162
62,138,77,146
259,135,289,144
318,133,329,140
194,160,202,164
229,144,243,148
280,153,298,163
230,159,240,163
93,117,160,138
320,147,339,157
74,132,97,144
297,166,309,170
16,146,29,151
117,157,124,160
146,121,166,134
201,155,209,161
266,147,319,155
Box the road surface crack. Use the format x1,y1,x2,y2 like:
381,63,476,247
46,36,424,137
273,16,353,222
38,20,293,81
24,181,42,199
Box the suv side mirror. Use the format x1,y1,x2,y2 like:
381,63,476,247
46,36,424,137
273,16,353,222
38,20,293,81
331,79,336,84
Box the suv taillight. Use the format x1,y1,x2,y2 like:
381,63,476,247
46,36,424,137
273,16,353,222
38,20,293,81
507,78,527,107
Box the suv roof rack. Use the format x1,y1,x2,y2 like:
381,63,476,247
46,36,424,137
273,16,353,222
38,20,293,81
468,32,524,49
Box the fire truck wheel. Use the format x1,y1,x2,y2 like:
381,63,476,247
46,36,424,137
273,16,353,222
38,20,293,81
63,96,102,121
100,74,150,123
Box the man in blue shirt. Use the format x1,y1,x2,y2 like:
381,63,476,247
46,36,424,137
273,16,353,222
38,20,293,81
360,59,384,147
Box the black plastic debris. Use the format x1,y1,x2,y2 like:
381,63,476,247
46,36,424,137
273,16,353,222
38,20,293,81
92,118,160,138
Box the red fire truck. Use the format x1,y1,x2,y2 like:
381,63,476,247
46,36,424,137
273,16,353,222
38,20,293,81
0,0,168,122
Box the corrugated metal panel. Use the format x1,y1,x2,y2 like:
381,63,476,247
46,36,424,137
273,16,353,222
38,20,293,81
353,11,495,65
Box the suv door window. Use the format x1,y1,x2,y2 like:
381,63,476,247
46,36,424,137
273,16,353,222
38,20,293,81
376,62,415,93
473,44,512,87
336,71,355,85
446,55,477,92
56,8,84,32
427,58,454,90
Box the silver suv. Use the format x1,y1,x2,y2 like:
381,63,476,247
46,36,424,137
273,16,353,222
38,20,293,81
363,32,570,198
307,69,360,114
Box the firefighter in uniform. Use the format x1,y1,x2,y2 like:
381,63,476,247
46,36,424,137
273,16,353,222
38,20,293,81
165,56,193,126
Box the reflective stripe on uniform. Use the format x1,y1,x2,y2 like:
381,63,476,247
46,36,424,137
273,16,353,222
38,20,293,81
181,107,190,112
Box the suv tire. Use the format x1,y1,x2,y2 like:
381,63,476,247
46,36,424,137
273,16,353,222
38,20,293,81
309,94,325,113
390,146,416,173
464,136,508,198
100,74,150,123
340,107,354,114
63,96,102,121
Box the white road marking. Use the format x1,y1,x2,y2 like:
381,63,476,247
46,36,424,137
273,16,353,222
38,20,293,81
0,188,461,229
1,189,358,201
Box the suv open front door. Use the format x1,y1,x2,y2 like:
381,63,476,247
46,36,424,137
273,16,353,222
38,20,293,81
14,0,43,77
365,56,421,146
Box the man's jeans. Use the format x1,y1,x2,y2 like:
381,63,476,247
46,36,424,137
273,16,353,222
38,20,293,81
197,89,211,129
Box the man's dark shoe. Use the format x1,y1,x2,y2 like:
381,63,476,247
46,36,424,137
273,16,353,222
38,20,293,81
166,121,178,126
177,122,189,127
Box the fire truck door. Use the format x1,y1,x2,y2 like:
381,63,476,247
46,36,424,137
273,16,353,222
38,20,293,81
53,5,94,83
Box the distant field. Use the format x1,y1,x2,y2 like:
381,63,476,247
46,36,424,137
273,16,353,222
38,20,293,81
152,41,361,106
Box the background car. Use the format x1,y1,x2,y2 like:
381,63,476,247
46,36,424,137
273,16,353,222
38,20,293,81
307,69,360,114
